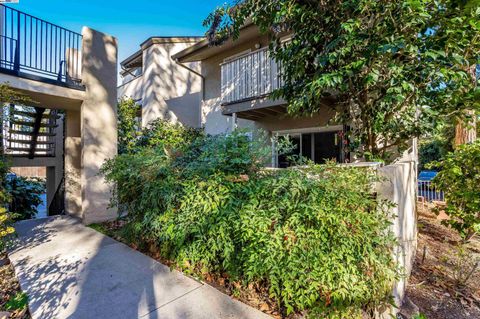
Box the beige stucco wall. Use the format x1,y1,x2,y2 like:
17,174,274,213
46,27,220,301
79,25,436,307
65,109,81,218
80,27,118,224
118,76,142,101
2,26,118,224
118,39,203,128
377,160,418,315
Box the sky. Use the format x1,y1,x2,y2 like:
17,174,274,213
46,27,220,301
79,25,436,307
10,0,220,64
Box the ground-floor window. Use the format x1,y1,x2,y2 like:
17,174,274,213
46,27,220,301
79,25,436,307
273,126,348,168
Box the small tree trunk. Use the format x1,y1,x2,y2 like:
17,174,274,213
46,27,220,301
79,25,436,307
454,110,477,147
454,65,478,147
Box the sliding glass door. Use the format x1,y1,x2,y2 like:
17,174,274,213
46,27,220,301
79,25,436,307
276,130,345,168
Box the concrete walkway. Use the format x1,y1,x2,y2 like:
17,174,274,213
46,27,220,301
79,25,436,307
9,216,272,319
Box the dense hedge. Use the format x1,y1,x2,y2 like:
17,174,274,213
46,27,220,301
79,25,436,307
102,127,398,318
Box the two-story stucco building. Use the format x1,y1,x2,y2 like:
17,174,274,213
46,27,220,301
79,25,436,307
118,24,350,167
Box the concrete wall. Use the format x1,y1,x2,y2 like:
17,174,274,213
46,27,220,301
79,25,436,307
64,109,81,218
11,167,46,178
377,160,418,315
0,72,84,111
118,38,202,128
79,27,118,224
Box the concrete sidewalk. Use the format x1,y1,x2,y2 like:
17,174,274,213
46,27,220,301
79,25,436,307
9,216,271,319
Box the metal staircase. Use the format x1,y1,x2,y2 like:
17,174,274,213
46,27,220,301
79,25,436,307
3,105,60,158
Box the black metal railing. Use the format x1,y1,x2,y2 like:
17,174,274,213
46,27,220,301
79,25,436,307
48,176,65,216
0,4,82,87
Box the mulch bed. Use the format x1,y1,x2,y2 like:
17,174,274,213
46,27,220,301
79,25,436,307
402,203,480,319
0,255,30,319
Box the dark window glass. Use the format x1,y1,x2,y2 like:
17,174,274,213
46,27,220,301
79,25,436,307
301,133,312,160
313,132,340,164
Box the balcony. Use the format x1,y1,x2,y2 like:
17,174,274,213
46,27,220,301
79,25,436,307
221,48,287,120
0,4,83,89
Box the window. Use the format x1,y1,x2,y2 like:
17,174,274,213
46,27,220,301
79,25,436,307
273,126,348,167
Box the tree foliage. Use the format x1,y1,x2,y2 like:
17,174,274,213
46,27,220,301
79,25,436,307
205,0,480,160
117,98,204,155
431,141,480,240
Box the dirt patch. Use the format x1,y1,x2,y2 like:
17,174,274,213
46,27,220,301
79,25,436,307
403,203,480,319
0,255,30,319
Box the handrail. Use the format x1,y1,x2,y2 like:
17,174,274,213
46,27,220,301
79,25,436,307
48,176,65,215
1,5,83,36
0,4,83,86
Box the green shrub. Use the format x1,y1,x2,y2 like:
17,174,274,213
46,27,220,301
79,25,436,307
117,98,141,154
102,122,398,317
6,175,45,221
419,138,452,171
117,98,204,155
136,118,203,153
0,157,13,252
5,292,28,311
430,141,480,241
165,167,397,317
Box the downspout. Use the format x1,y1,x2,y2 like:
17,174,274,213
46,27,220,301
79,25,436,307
174,58,205,128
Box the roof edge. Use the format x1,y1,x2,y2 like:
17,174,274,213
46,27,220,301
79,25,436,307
140,36,205,50
172,20,254,62
120,50,142,68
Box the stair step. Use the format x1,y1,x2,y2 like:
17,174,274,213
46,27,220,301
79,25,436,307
9,130,56,137
10,120,58,128
12,111,61,119
7,147,53,152
10,154,55,158
7,138,55,145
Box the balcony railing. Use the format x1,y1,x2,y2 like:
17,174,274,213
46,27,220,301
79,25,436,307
0,4,82,88
221,48,283,105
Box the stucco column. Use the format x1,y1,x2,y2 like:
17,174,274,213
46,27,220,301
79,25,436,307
376,161,418,316
64,109,82,217
80,27,118,224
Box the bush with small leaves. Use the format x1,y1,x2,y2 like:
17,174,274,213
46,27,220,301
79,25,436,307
102,122,399,317
430,141,480,241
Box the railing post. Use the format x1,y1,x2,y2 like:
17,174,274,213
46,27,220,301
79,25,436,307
0,6,4,68
13,11,20,72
